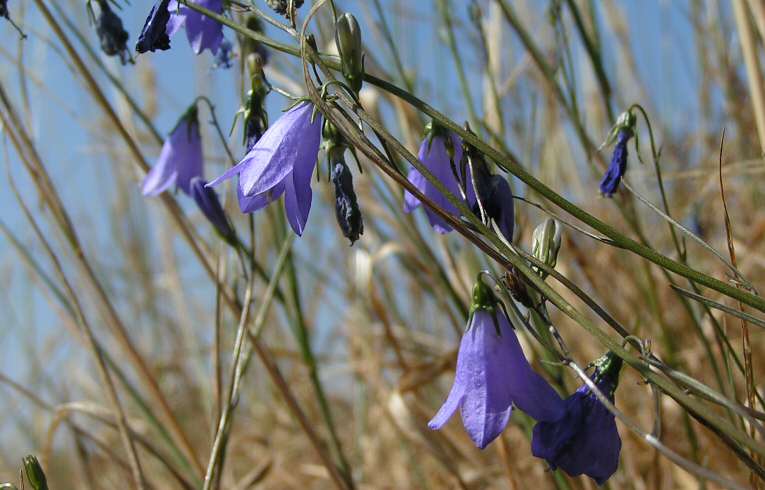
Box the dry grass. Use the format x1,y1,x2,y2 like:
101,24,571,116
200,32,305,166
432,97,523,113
0,0,764,489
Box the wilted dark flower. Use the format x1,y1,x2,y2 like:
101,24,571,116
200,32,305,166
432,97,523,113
167,0,224,55
136,0,172,53
209,102,322,236
429,280,564,449
472,165,515,242
265,0,304,15
332,160,364,245
599,128,632,197
142,106,203,196
532,352,623,485
96,0,130,63
404,123,475,233
0,1,7,19
189,177,237,244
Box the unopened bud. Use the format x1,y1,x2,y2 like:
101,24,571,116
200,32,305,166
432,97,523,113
531,218,562,278
22,456,47,490
335,13,364,93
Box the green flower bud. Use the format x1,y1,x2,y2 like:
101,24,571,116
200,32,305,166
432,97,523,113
22,456,47,490
335,13,364,94
532,218,562,278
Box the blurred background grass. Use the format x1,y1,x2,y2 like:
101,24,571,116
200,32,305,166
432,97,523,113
0,0,764,488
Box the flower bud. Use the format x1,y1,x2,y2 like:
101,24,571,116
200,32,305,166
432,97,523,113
22,456,47,490
531,218,562,278
335,13,364,93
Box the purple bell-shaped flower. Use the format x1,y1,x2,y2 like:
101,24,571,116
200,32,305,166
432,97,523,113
429,279,564,449
404,122,475,233
142,105,203,196
208,102,322,236
532,351,623,485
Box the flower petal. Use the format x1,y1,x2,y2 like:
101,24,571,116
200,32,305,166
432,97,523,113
459,312,514,449
172,120,203,194
238,180,285,213
165,0,185,37
240,103,321,197
552,400,621,485
495,313,564,422
284,169,312,236
428,325,470,430
182,0,223,55
207,151,263,189
403,167,426,213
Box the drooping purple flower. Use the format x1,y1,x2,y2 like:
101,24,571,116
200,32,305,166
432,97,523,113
189,177,237,244
599,128,632,197
142,106,203,196
532,352,623,485
96,0,130,64
429,281,564,449
404,126,475,233
167,0,224,55
0,1,8,19
136,0,172,53
208,102,322,236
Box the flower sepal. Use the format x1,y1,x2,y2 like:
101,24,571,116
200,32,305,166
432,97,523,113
598,109,636,152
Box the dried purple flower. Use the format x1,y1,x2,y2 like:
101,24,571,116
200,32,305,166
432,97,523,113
0,1,8,18
136,0,172,53
532,352,623,485
473,168,515,243
404,124,475,233
142,106,203,196
332,160,364,245
429,280,564,449
599,128,632,197
96,0,130,63
208,102,322,236
167,0,224,55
